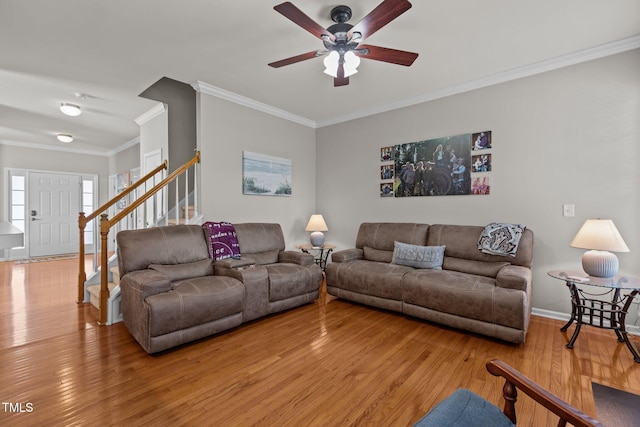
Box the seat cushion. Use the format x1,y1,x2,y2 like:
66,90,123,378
327,260,414,301
145,276,244,337
265,263,321,302
413,389,514,427
402,269,527,330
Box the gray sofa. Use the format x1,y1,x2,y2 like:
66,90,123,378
117,223,322,353
326,223,534,343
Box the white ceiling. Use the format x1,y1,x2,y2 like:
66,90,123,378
1,0,639,155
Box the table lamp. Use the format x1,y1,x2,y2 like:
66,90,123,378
570,219,629,277
305,214,328,247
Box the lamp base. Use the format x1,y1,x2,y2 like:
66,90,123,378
582,250,619,278
309,231,325,247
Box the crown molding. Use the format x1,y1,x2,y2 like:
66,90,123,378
192,81,316,128
106,136,140,156
190,35,640,129
0,139,110,157
316,34,640,127
134,102,166,126
0,135,140,157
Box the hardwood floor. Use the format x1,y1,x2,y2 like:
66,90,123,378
1,258,640,426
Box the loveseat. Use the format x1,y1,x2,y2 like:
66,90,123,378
117,223,322,353
326,222,534,343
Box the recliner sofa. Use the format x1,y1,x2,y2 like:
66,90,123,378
326,222,534,343
117,223,322,353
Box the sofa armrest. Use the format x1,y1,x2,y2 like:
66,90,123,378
279,250,314,266
496,265,532,292
214,264,270,322
214,256,256,269
331,248,364,263
120,269,172,298
120,269,173,345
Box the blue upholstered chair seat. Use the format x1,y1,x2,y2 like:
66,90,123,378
413,388,515,427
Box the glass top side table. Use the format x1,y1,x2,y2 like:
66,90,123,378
548,270,640,363
296,243,336,271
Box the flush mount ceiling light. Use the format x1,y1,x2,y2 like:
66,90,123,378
57,134,73,143
59,103,82,117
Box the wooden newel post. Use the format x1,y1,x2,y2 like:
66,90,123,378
77,212,87,304
99,214,110,325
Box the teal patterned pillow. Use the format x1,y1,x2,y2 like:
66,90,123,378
392,241,445,269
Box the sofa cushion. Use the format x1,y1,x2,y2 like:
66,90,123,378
443,257,509,278
427,224,534,268
327,260,413,301
251,249,280,265
202,221,241,260
363,246,393,263
149,259,213,281
356,222,429,251
402,269,527,330
146,276,244,337
117,225,210,277
392,242,445,269
265,263,320,302
234,223,286,254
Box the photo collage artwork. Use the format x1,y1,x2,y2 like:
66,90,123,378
380,131,492,197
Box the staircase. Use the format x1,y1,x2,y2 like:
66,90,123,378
86,265,122,324
78,152,201,325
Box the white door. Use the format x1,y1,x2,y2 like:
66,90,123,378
29,172,80,257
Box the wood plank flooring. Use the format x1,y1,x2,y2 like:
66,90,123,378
1,258,640,426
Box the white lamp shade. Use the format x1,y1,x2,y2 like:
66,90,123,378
305,214,328,232
570,219,629,252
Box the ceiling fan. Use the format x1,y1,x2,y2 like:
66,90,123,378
268,0,419,87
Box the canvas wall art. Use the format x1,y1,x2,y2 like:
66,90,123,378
242,151,292,196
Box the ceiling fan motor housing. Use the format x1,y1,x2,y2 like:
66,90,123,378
326,5,357,53
330,5,352,23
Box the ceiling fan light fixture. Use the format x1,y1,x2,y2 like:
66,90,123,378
343,51,361,77
60,103,82,117
56,134,73,143
323,51,340,77
323,50,360,78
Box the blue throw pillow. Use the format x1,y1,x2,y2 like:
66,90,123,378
391,241,445,269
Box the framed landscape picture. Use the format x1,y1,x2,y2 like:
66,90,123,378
242,151,292,196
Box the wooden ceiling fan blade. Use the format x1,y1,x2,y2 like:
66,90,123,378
268,51,324,68
357,44,418,66
334,63,349,87
274,2,335,42
349,0,412,41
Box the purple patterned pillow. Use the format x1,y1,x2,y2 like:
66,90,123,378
202,221,241,260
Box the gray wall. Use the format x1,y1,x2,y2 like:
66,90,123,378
316,49,640,317
197,93,318,248
109,143,140,176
